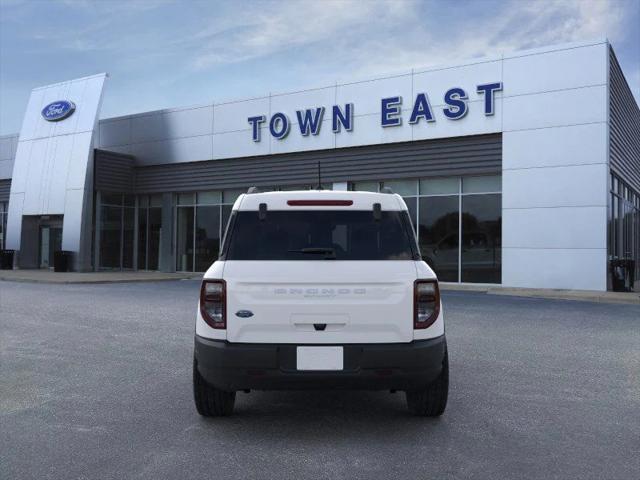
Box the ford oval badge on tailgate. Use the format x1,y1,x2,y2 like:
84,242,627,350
236,310,254,318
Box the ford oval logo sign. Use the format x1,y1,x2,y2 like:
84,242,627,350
235,310,254,318
41,100,76,122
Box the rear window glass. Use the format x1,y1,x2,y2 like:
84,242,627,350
225,210,415,260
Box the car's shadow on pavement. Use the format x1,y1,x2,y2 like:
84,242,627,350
196,390,446,435
237,390,408,415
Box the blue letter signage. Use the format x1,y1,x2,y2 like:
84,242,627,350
442,88,468,120
269,112,290,140
381,96,402,127
409,93,435,125
296,107,324,136
41,100,76,122
248,115,266,142
476,82,503,115
332,104,353,133
248,82,502,141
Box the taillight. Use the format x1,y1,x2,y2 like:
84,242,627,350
200,280,226,329
414,280,440,329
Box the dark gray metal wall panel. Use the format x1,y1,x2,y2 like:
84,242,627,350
0,179,10,202
134,134,501,193
609,47,640,192
94,149,135,193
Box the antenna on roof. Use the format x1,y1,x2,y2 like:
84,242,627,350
316,161,323,190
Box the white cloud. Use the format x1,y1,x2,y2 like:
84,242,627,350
180,0,632,88
1,0,637,134
189,0,415,70
341,0,627,79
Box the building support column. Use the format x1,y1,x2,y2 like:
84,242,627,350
160,193,175,272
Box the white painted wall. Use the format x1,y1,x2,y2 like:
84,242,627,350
501,43,609,291
0,134,18,180
6,73,107,270
95,54,506,165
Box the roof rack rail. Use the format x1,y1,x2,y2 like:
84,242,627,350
380,186,394,194
247,186,261,194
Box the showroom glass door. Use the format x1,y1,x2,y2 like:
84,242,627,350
98,193,135,270
39,225,62,269
175,189,247,272
137,195,163,271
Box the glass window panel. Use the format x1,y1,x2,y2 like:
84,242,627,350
47,228,62,268
223,189,245,204
462,176,502,194
150,195,163,207
123,194,135,207
461,194,502,283
178,193,195,205
420,177,459,195
278,185,308,191
195,206,221,271
221,204,233,241
137,208,147,269
176,207,194,271
382,180,417,196
0,203,6,250
418,196,459,282
101,193,122,206
147,207,162,271
99,205,122,269
351,181,379,192
138,195,149,208
198,191,222,204
122,207,135,269
403,197,418,235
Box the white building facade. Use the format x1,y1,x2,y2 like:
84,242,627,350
0,39,638,291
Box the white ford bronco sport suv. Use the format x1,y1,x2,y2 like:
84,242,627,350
193,188,448,416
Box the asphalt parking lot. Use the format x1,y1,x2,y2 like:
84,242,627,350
1,280,638,480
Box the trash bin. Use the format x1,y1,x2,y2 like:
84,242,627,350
0,249,14,270
53,250,73,272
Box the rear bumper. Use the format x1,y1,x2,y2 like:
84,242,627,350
194,335,447,391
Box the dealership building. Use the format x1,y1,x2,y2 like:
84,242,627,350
0,39,638,291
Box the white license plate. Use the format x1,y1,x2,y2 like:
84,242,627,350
296,346,344,371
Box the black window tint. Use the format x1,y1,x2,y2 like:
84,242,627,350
226,211,414,260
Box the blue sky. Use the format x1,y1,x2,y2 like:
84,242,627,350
1,0,638,135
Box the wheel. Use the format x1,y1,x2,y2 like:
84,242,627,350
405,349,449,417
193,358,236,416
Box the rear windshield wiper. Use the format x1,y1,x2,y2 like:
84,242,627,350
288,247,336,259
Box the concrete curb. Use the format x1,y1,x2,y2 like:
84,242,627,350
440,283,640,305
0,272,202,284
0,276,202,285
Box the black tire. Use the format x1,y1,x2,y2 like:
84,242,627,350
193,358,236,417
405,349,449,417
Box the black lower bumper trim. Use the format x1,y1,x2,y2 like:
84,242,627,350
194,335,447,391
